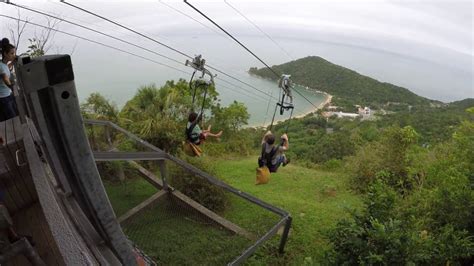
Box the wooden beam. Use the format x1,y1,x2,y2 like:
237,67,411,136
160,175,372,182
118,190,167,224
128,161,164,189
93,151,167,162
129,161,254,239
170,190,255,240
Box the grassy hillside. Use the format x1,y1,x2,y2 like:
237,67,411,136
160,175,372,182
249,56,432,110
103,156,362,265
213,156,362,264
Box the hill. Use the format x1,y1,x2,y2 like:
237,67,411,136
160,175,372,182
249,56,432,110
448,98,474,110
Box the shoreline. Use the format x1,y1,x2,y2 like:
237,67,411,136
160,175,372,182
249,91,332,129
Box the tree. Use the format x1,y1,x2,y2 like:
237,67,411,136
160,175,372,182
212,100,249,133
27,17,61,57
310,131,355,163
346,125,420,192
81,93,120,123
80,93,125,181
8,10,29,51
119,79,219,154
7,10,62,56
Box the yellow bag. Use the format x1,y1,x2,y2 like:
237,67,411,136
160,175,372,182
256,166,270,185
183,141,203,157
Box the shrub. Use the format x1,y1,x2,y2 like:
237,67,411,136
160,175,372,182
322,159,343,171
326,176,474,265
169,157,229,213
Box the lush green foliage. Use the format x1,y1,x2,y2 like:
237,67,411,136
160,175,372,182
346,125,420,193
376,98,474,143
119,80,200,153
81,79,251,155
249,56,431,110
327,119,474,265
169,157,229,213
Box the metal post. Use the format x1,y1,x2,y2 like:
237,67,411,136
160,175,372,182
105,126,113,149
278,216,292,253
90,124,97,151
158,160,168,191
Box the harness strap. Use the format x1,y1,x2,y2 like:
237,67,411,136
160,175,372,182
260,143,279,168
185,121,200,143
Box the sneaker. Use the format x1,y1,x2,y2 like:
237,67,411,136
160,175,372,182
282,158,290,167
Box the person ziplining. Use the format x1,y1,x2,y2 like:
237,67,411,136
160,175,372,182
256,74,294,184
278,74,293,104
183,55,223,156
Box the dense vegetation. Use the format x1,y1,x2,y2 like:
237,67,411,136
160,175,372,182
82,58,474,264
249,56,432,110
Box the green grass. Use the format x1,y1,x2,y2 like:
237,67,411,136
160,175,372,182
122,200,251,265
102,156,362,264
212,156,363,264
103,177,158,217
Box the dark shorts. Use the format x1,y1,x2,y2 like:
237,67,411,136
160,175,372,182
0,189,4,203
0,94,18,122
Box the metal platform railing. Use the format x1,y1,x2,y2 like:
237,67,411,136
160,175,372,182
84,119,292,265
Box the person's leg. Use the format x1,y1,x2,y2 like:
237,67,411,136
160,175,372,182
283,87,293,103
3,95,18,120
276,154,290,167
202,125,222,138
203,130,222,138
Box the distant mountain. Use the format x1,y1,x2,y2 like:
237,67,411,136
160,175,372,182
448,98,474,110
249,56,432,110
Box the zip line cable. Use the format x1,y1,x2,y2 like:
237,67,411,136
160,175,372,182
2,1,310,117
0,14,189,74
3,1,279,102
158,0,222,37
184,0,318,109
223,0,294,61
155,0,280,101
1,13,274,107
262,88,274,127
59,0,262,98
158,0,282,125
184,0,279,77
4,1,185,66
61,0,193,60
58,0,288,101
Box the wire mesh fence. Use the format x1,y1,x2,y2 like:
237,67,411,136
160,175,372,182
84,120,291,265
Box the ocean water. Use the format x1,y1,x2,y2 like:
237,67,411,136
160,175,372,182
69,32,472,126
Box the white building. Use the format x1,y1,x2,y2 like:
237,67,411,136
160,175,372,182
328,111,360,119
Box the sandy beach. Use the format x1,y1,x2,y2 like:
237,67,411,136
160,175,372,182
293,92,332,120
252,92,333,128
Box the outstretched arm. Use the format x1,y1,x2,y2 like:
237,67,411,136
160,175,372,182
281,133,289,150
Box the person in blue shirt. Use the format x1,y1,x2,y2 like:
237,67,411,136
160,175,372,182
0,38,18,122
186,112,222,145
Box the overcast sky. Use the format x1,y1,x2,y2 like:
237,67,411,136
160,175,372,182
0,0,473,101
1,0,471,56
